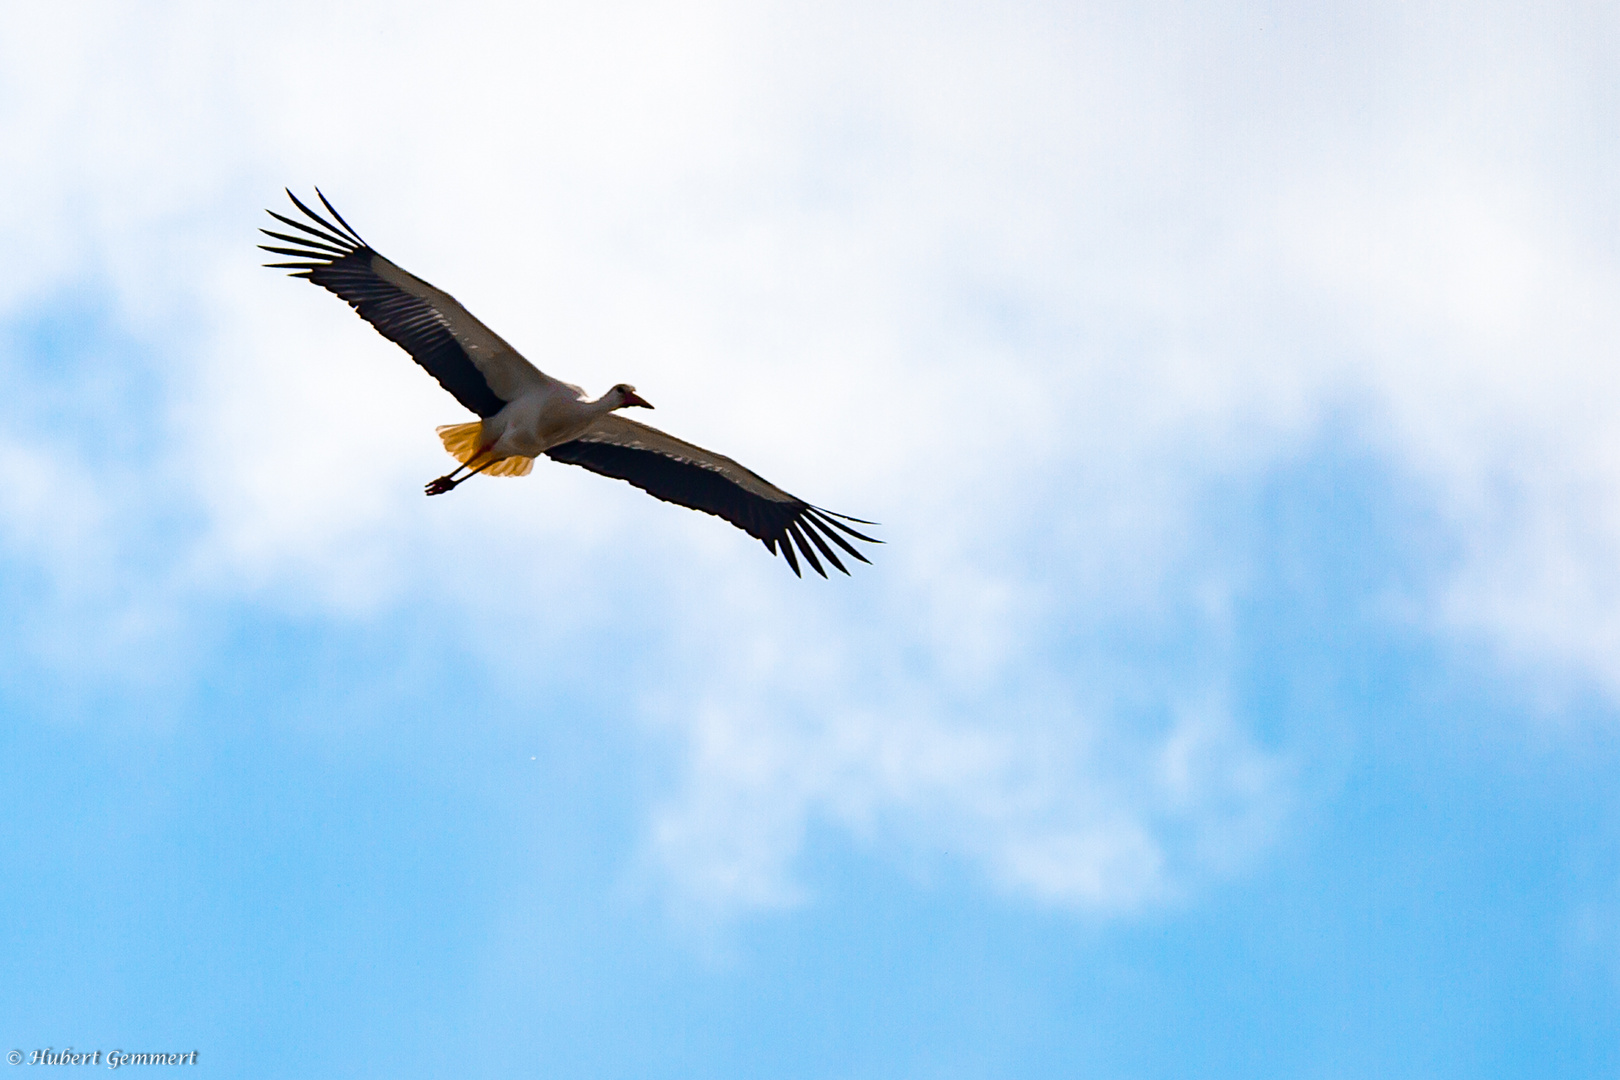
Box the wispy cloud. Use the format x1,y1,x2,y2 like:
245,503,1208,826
2,0,1616,917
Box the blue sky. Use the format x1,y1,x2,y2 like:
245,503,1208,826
3,1,1619,1075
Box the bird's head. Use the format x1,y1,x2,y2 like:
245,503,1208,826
610,383,654,409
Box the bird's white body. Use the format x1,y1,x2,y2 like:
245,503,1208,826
434,382,646,480
480,383,622,460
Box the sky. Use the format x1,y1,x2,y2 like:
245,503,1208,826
2,0,1618,1075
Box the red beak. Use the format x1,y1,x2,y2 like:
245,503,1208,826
623,391,654,409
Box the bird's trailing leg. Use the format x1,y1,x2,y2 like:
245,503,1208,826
426,445,501,496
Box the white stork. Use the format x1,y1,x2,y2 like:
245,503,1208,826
260,189,878,577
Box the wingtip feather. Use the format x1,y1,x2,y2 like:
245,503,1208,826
314,187,368,246
285,189,357,249
787,522,828,578
778,531,802,576
798,514,849,575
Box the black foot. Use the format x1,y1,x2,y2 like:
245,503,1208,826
425,475,458,496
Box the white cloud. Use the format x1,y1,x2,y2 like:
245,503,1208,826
2,0,1616,911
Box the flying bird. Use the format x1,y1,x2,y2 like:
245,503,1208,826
260,189,878,577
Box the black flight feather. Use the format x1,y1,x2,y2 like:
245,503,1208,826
543,438,877,575
261,190,507,418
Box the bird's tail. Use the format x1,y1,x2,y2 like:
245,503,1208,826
436,421,486,464
435,422,533,478
483,455,533,477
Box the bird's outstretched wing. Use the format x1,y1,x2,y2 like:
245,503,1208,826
545,415,879,577
260,189,551,418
